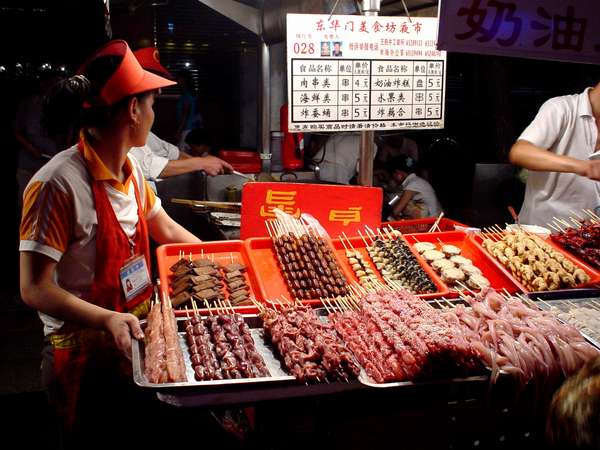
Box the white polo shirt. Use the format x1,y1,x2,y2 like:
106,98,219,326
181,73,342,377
518,87,600,226
20,139,161,335
129,131,180,181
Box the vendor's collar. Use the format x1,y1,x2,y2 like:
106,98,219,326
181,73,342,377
78,132,133,191
580,87,594,118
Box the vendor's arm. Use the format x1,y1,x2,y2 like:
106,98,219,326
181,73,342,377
159,155,233,177
510,95,600,181
20,252,144,358
147,208,202,244
509,140,600,181
392,190,416,218
178,151,193,160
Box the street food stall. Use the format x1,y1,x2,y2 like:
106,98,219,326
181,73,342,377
128,3,600,447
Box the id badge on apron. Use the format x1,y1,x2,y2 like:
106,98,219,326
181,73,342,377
120,255,151,303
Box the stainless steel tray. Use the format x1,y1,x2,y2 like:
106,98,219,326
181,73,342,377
132,314,365,406
132,315,295,389
531,296,600,350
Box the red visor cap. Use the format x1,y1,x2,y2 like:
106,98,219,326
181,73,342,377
133,47,173,79
78,40,176,106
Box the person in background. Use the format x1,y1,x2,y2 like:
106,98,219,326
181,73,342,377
375,133,426,178
19,40,202,448
184,128,214,157
547,356,600,449
387,155,441,220
14,69,66,204
130,47,232,190
175,69,201,151
305,132,361,184
508,81,600,226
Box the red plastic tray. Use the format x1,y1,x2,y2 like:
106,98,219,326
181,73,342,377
244,237,356,307
383,217,468,234
217,149,261,173
156,241,262,316
330,235,449,300
469,232,600,295
403,231,521,297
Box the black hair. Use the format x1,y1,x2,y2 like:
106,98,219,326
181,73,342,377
547,356,600,449
389,155,417,174
43,54,150,138
184,128,210,146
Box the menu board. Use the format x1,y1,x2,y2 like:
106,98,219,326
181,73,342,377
287,14,447,133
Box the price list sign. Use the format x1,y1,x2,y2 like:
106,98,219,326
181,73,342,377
287,14,447,133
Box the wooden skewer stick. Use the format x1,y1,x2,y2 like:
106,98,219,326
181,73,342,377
553,216,571,229
546,222,562,233
428,211,445,233
342,232,356,251
356,229,370,248
455,280,477,297
339,234,349,252
442,297,456,308
585,208,600,222
203,299,213,316
570,210,585,221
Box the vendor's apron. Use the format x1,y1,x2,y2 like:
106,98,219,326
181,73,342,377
49,147,153,429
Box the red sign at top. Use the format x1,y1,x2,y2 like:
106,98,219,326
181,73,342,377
240,182,382,239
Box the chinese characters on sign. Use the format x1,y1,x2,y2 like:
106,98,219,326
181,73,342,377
287,14,447,133
438,0,600,65
241,183,382,239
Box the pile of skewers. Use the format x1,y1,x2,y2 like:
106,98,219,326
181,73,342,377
338,234,379,288
548,212,600,270
266,218,349,301
169,251,251,308
324,288,482,384
183,300,270,381
440,288,599,384
410,239,490,290
144,293,188,384
257,300,361,383
361,227,437,294
481,227,590,291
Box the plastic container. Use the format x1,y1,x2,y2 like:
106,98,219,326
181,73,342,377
217,150,261,173
403,231,521,297
469,232,600,297
244,237,356,307
156,241,262,315
330,235,449,300
383,218,468,234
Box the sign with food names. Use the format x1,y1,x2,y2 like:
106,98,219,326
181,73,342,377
286,14,447,133
438,0,600,65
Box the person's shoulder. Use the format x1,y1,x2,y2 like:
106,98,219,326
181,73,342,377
542,91,580,112
30,146,86,192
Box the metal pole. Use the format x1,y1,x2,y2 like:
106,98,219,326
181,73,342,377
260,40,272,173
357,0,380,186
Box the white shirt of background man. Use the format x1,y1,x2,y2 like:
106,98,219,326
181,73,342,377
517,88,600,226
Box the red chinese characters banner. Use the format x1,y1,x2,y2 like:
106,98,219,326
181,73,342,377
240,182,382,239
438,0,600,65
286,14,447,133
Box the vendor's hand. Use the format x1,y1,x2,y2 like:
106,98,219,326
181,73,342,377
104,311,144,360
198,155,234,176
580,160,600,181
